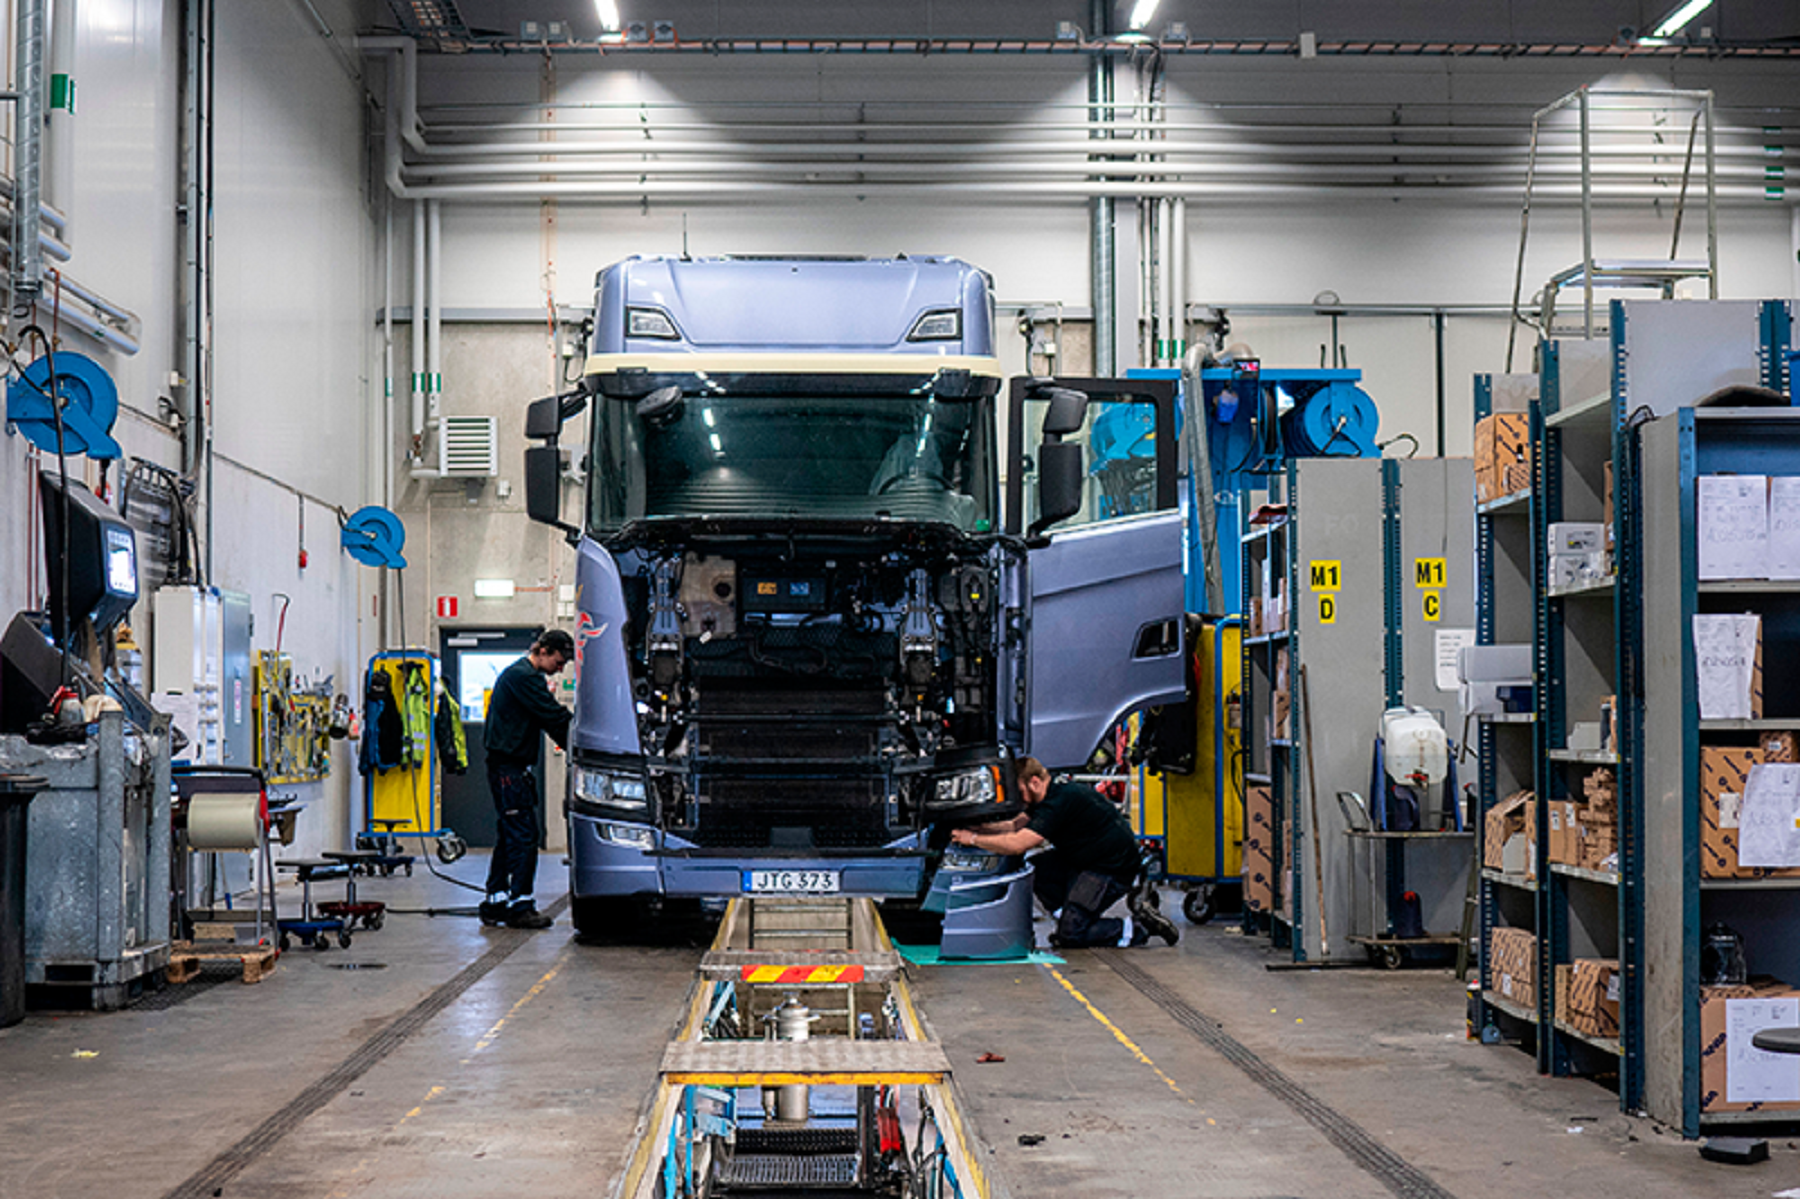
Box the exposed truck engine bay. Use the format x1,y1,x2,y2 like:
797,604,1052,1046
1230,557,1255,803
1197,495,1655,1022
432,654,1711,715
616,543,1007,855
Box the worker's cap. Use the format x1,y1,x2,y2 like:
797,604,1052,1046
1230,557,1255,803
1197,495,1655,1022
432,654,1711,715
536,628,575,657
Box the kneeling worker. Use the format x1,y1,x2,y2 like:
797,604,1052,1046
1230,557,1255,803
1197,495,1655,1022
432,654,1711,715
479,629,574,929
950,757,1178,948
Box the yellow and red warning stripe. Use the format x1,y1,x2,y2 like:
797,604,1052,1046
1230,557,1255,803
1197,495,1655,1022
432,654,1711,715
740,964,865,984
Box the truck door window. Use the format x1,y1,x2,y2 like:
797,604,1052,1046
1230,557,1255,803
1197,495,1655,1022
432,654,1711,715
1017,396,1166,535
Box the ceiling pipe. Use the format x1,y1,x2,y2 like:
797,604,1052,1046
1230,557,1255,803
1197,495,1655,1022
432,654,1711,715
391,157,1791,183
389,137,1797,163
1088,0,1115,376
358,177,1793,202
398,35,1800,59
427,198,442,432
11,0,45,308
411,198,425,456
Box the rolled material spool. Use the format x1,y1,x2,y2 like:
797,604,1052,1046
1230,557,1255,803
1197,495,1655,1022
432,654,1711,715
187,793,264,850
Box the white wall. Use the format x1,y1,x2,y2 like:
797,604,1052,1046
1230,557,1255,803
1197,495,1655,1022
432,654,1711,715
394,49,1798,470
1,0,379,856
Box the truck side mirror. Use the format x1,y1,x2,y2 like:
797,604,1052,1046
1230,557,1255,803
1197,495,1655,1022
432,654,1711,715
525,395,564,440
1030,440,1084,535
525,444,577,540
1039,388,1089,436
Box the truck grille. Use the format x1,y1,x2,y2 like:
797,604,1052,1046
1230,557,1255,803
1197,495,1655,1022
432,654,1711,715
689,776,898,850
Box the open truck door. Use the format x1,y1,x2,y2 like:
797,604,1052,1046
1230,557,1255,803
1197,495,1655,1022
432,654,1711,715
1006,376,1187,770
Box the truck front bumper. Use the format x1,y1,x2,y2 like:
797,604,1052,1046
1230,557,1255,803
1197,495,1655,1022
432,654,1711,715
567,810,928,899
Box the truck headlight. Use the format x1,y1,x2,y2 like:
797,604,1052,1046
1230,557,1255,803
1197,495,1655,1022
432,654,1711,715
940,846,999,873
598,822,656,849
574,765,649,812
934,764,1000,808
907,309,962,342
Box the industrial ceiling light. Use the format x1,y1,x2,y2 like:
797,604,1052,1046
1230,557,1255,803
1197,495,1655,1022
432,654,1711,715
1127,0,1160,33
1644,0,1713,40
594,0,621,33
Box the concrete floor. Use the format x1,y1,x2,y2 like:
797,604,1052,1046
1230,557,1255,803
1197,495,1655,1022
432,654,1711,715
0,859,1794,1199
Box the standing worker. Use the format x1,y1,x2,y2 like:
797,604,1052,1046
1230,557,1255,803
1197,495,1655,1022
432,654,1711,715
479,629,575,929
951,757,1178,948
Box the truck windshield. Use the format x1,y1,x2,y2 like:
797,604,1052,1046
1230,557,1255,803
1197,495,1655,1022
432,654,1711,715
589,391,996,536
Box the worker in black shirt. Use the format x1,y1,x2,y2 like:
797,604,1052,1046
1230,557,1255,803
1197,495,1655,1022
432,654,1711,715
951,756,1178,948
479,629,574,929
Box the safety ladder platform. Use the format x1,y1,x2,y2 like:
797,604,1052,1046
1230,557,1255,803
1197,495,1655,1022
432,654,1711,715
699,948,903,983
660,1038,951,1085
1547,258,1713,290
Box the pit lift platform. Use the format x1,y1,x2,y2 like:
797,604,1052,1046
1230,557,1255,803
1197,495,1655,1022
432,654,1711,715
1121,364,1381,924
617,897,991,1198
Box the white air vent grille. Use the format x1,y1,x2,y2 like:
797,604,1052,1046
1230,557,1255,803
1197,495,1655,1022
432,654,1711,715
439,416,498,477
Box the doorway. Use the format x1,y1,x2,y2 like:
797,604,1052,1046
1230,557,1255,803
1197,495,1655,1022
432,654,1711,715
439,628,543,849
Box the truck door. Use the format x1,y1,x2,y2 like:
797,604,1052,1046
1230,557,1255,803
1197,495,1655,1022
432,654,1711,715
1006,377,1187,771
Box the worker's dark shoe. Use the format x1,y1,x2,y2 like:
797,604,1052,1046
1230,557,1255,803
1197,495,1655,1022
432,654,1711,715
505,905,553,930
1128,923,1151,947
1133,901,1180,946
477,900,509,927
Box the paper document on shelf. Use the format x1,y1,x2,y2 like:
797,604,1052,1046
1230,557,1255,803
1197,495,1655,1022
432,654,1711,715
1771,477,1800,581
1434,628,1476,692
1738,764,1800,868
1693,614,1759,720
1726,996,1800,1104
1698,475,1769,580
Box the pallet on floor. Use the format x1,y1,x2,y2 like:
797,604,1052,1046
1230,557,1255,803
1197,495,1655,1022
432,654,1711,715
166,941,279,985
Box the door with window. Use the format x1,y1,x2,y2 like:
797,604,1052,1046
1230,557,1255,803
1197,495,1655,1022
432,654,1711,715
439,628,545,849
1005,376,1187,770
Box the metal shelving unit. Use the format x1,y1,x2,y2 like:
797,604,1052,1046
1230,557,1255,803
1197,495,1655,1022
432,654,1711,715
1532,328,1632,1088
1492,297,1796,1131
1473,371,1544,1048
1641,397,1800,1136
1241,457,1474,965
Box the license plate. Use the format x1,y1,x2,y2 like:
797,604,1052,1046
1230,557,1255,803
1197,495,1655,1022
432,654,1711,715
743,869,841,894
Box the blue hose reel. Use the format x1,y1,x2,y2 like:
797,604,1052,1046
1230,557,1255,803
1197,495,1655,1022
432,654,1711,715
5,351,123,460
1288,380,1379,458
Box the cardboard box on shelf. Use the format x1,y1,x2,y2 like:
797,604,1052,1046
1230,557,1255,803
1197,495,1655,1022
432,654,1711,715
1761,731,1799,764
1583,767,1618,818
1695,613,1764,719
1549,522,1606,555
1700,978,1800,1114
1569,959,1622,1037
1272,646,1291,740
1700,746,1800,880
1698,474,1770,582
1485,790,1533,872
1489,927,1538,1009
1549,799,1584,866
1243,784,1276,913
1476,413,1531,504
1555,964,1574,1024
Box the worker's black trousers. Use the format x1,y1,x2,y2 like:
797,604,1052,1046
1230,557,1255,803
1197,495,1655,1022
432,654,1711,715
1032,850,1131,947
484,761,540,907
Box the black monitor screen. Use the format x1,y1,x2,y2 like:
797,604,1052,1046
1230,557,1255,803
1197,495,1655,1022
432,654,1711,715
39,472,139,641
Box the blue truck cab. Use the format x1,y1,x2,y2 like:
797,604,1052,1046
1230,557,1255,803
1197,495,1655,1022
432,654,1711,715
522,255,1186,935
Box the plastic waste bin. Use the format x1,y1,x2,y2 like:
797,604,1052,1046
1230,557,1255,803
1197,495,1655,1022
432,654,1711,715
0,773,47,1027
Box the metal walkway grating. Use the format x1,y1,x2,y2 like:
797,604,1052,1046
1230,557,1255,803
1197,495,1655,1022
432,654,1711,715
717,1152,858,1188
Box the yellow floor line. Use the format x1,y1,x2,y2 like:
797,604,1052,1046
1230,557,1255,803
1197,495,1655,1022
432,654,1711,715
1046,965,1192,1103
464,950,568,1060
324,1083,447,1197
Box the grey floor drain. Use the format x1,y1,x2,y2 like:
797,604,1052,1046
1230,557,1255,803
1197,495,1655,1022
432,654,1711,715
327,962,388,970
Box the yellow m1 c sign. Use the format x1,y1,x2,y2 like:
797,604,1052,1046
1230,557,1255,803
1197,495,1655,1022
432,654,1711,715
1319,593,1338,624
1309,560,1342,591
1414,558,1447,588
1422,591,1442,621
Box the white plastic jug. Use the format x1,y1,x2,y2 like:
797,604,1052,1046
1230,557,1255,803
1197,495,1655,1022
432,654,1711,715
1382,707,1448,785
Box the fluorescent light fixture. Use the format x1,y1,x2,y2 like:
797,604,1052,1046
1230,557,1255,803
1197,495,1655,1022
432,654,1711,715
473,578,516,599
1651,0,1712,38
1127,0,1160,32
594,0,621,32
709,432,723,453
702,408,715,427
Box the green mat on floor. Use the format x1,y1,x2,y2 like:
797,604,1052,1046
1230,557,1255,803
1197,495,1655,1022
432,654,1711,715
892,941,1063,967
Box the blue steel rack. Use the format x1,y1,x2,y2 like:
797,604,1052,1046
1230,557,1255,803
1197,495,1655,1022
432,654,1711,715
1492,298,1795,1127
1471,371,1542,1050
